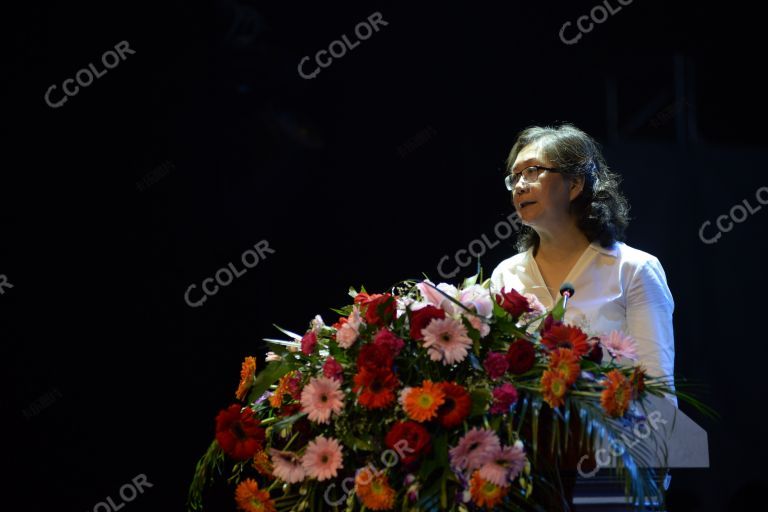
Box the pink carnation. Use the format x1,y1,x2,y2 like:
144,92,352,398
322,356,344,381
490,383,519,414
373,328,405,357
483,352,509,379
301,331,318,355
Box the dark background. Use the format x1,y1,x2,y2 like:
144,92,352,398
4,1,766,510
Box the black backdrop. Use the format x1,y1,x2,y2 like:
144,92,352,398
5,1,767,510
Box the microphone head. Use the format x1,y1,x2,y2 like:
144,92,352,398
559,282,575,297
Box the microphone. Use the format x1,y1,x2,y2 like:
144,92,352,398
559,282,575,312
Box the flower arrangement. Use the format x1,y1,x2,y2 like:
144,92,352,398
188,275,711,511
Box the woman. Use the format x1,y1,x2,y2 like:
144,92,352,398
490,123,675,394
490,123,677,509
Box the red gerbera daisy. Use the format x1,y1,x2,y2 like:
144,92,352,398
353,368,399,409
436,381,471,428
541,322,590,357
215,405,266,461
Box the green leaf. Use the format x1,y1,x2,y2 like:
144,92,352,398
246,360,297,403
462,273,479,288
271,412,308,431
418,453,439,481
433,432,449,467
329,306,352,317
469,388,491,417
341,432,374,452
549,296,566,323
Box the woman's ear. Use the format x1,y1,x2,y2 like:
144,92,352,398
569,175,585,201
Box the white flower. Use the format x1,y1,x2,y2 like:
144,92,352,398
459,284,494,318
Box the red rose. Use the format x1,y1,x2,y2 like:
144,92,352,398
373,328,405,357
385,421,431,466
357,293,396,327
495,287,532,318
357,343,394,373
409,306,446,341
215,404,265,461
506,339,536,374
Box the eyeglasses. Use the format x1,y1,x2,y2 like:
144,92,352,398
504,165,560,191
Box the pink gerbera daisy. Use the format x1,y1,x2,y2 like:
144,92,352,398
449,428,501,471
600,330,638,361
300,376,344,424
478,443,527,487
301,436,344,481
269,448,306,483
421,317,473,365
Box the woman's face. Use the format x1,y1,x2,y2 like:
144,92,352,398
509,143,582,230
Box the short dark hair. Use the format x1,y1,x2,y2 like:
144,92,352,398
506,123,630,253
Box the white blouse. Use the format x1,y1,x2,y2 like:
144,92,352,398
490,241,677,406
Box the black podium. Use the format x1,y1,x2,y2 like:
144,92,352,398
572,395,709,511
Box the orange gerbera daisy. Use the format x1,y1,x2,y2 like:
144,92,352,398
353,369,398,409
269,371,296,408
355,467,396,510
601,370,631,417
470,470,509,509
252,449,273,477
540,370,568,409
403,380,445,422
236,356,257,401
235,478,276,512
548,348,580,386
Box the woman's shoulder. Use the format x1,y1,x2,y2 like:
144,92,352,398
613,241,664,269
491,249,529,276
489,249,531,292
